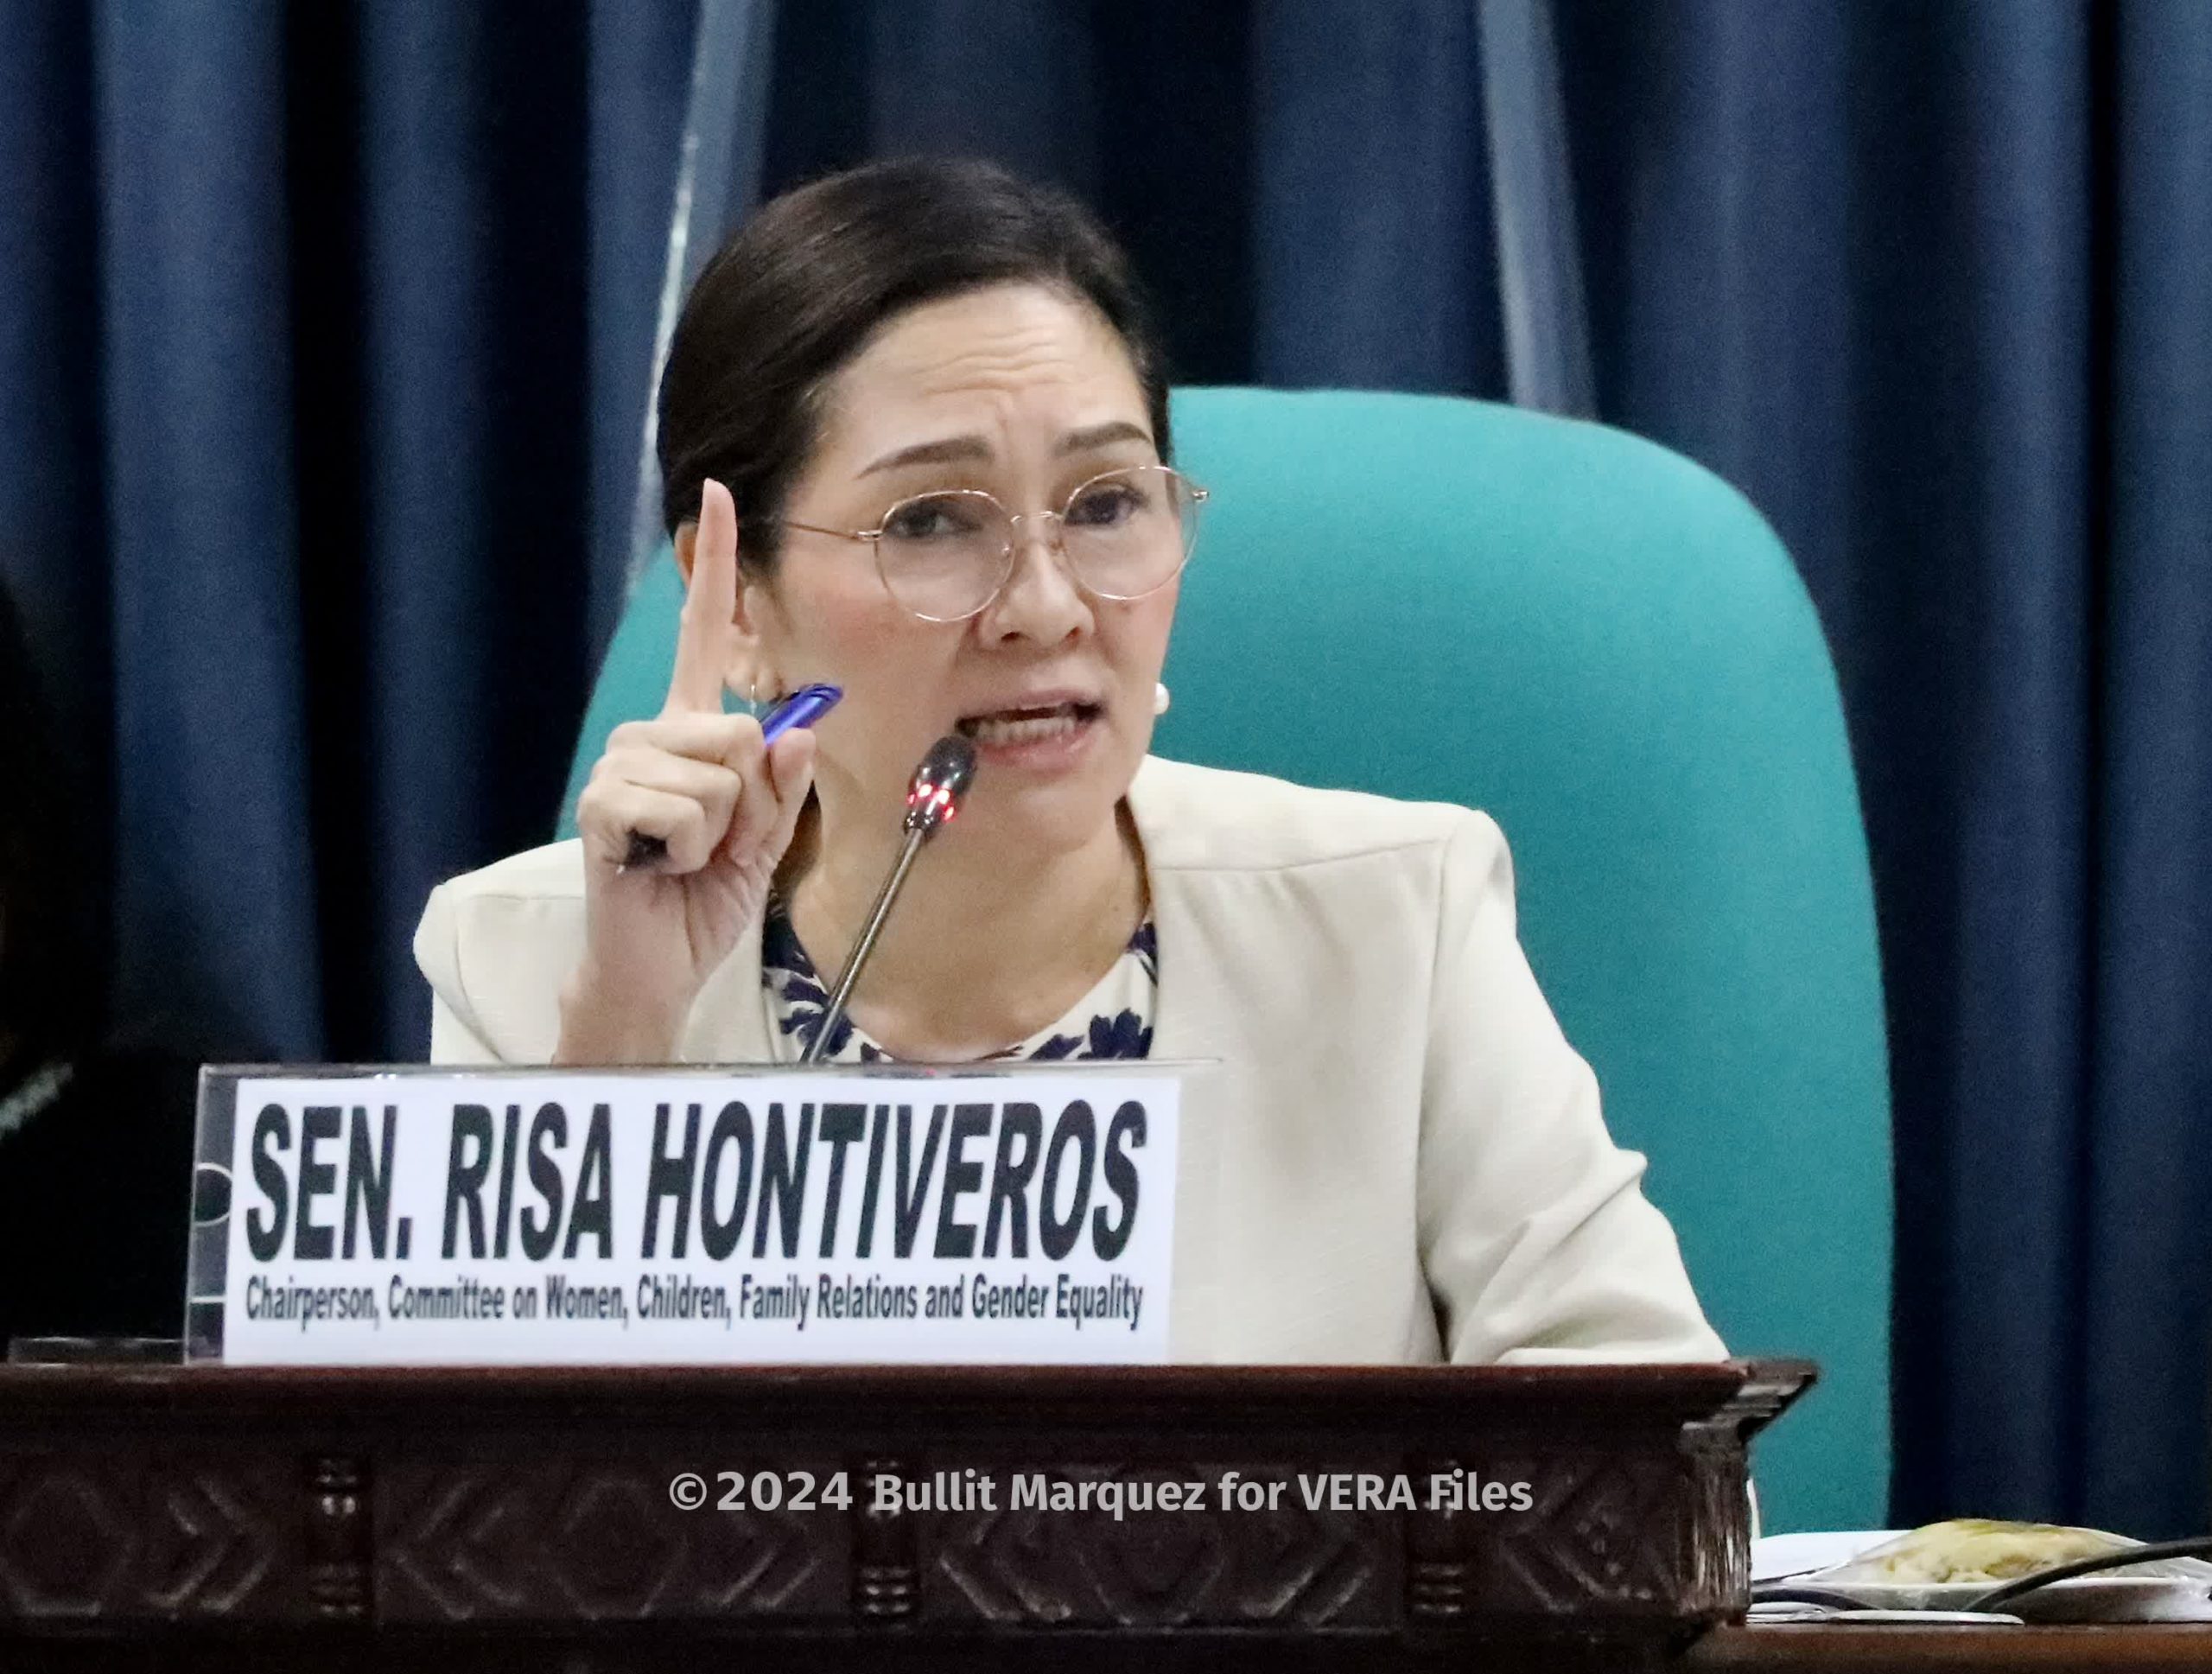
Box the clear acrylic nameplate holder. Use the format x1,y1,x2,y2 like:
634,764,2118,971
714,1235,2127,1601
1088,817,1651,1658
186,1061,1208,1367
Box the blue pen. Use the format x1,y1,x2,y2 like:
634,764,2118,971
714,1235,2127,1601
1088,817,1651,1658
620,682,843,869
760,681,842,743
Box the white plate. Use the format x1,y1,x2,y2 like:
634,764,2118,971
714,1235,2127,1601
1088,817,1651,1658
1749,1605,2025,1626
1754,1531,2212,1622
1753,1531,1902,1582
1806,1574,2212,1624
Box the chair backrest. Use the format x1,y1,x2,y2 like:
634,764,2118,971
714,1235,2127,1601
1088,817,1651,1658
558,387,1892,1532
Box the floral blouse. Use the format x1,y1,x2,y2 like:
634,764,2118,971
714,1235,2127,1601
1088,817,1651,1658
760,894,1157,1066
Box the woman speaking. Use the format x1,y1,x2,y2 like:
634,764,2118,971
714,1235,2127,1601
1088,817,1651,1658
414,158,1726,1368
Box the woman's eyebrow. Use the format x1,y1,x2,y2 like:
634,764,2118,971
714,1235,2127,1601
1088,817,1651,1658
1058,420,1153,455
858,419,1154,478
859,436,992,477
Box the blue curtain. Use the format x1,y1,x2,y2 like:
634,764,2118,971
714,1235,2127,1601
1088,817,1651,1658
1549,0,2212,1537
3,0,2209,1532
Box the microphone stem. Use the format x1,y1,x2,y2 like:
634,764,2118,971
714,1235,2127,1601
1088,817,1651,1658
801,827,926,1064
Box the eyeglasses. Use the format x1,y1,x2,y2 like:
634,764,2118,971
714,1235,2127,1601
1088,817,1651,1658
779,463,1208,624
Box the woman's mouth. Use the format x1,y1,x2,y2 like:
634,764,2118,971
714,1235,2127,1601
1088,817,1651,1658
956,700,1100,743
953,700,1105,767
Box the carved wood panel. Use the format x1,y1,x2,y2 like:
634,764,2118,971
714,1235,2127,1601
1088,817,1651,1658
376,1454,843,1622
1410,1448,1731,1622
0,1452,297,1621
923,1463,1394,1628
0,1359,1809,1650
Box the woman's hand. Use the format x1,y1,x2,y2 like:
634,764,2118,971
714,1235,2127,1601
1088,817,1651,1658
558,480,816,1062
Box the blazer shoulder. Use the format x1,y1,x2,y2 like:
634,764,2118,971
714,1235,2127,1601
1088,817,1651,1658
428,838,588,907
412,840,588,1059
1130,754,1497,874
414,838,587,976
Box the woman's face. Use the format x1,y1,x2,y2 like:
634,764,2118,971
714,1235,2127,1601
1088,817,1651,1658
744,281,1179,856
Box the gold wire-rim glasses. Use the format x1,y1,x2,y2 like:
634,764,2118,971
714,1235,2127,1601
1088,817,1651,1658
777,462,1209,624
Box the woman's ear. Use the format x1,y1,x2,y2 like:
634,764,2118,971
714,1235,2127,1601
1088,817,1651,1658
673,519,698,585
734,574,781,702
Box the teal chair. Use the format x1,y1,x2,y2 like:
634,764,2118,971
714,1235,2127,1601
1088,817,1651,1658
560,388,1892,1533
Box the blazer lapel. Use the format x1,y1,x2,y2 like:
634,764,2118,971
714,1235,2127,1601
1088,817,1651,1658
681,909,779,1065
1126,756,1230,1360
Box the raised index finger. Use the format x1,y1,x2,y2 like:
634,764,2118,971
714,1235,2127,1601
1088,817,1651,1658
665,477,741,716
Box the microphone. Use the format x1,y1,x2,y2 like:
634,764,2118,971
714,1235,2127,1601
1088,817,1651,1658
800,735,978,1064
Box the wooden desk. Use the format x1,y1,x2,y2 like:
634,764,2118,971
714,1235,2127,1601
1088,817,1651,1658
9,1628,2212,1674
0,1358,1805,1668
1692,1625,2212,1672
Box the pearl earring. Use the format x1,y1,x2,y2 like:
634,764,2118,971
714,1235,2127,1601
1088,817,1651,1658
1153,681,1172,716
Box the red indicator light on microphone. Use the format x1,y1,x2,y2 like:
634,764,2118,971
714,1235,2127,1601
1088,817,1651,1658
902,735,977,836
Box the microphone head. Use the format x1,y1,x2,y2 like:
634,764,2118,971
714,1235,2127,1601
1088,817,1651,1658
904,734,978,836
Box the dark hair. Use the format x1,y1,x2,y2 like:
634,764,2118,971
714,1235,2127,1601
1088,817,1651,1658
0,581,95,1075
657,157,1172,569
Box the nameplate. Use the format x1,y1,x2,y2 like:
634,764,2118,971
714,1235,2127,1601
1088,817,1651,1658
188,1066,1182,1366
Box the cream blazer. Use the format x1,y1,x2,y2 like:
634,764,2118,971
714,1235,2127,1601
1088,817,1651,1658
412,755,1727,1368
